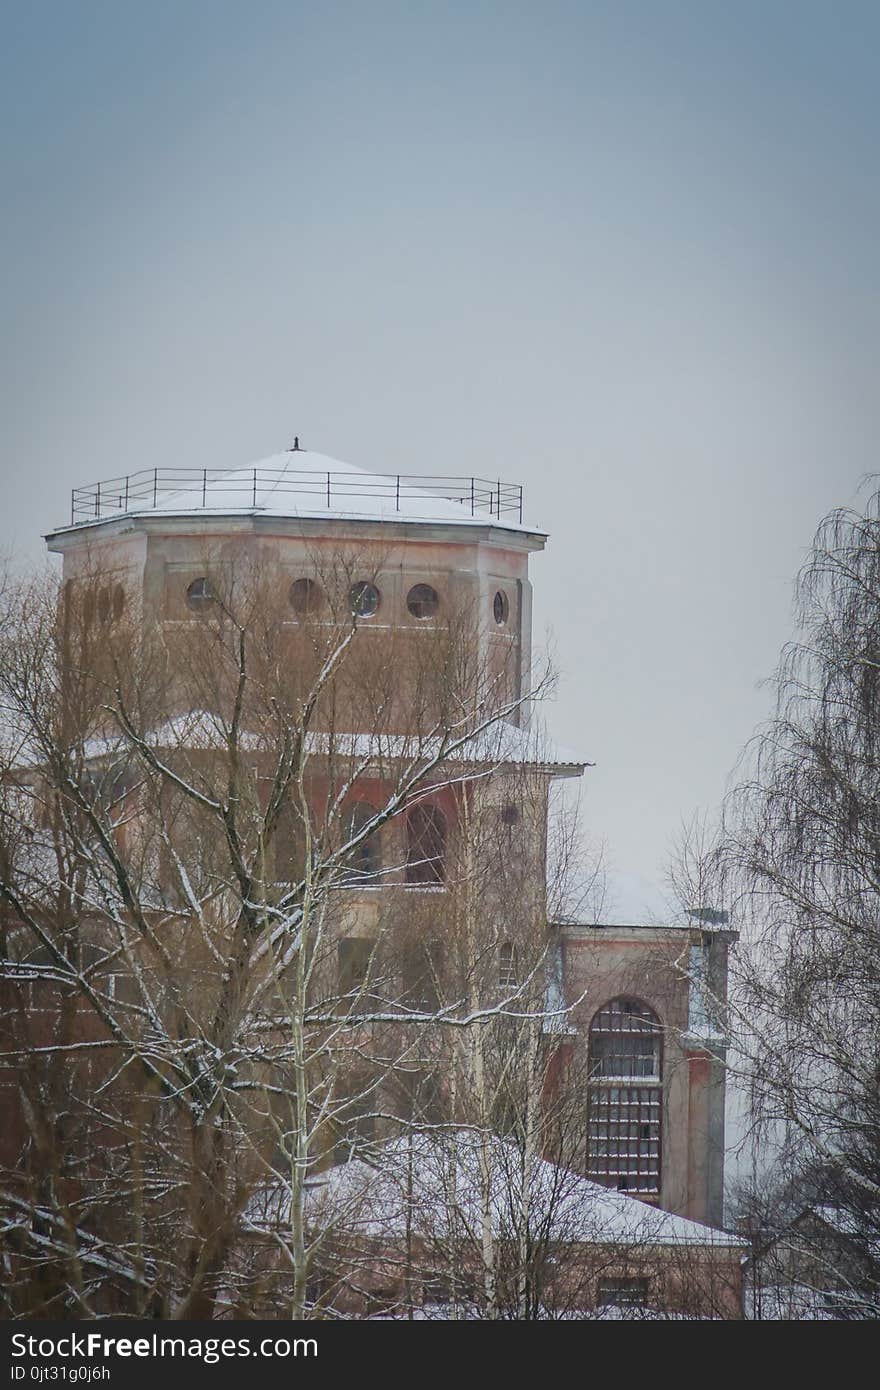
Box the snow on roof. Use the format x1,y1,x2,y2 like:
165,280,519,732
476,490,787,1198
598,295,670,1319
248,1131,744,1250
72,711,586,775
65,449,544,537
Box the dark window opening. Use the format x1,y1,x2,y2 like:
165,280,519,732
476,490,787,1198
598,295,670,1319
598,1278,649,1310
423,1270,477,1308
365,1287,399,1317
500,803,520,826
290,576,321,616
343,802,381,882
401,941,444,1012
395,1066,443,1125
273,806,305,883
186,577,216,611
349,580,380,617
338,938,372,996
334,1073,377,1162
493,590,509,625
405,804,446,885
406,583,440,619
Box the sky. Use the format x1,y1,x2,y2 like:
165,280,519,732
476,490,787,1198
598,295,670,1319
2,0,879,919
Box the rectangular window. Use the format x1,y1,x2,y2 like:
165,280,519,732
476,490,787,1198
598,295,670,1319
334,1073,376,1161
396,1067,442,1125
590,1032,660,1079
338,937,372,995
401,940,444,1011
597,1278,649,1309
586,1085,661,1194
273,805,304,884
498,941,519,989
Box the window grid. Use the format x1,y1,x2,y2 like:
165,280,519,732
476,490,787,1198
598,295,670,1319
587,999,662,1195
498,941,519,989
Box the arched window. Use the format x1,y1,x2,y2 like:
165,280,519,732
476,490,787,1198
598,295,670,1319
405,804,446,885
587,998,662,1195
343,801,381,882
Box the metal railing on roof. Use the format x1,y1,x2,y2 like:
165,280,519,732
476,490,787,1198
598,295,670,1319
68,467,524,527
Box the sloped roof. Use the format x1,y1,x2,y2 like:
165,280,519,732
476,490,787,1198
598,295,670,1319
248,1131,744,1249
73,711,586,776
57,449,543,538
158,450,539,531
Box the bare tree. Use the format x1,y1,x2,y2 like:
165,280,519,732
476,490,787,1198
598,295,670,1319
720,483,880,1317
0,549,555,1319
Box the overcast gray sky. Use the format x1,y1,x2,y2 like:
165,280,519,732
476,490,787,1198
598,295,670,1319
2,1,877,918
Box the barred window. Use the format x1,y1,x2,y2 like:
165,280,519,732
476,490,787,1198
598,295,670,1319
587,998,662,1194
498,941,519,989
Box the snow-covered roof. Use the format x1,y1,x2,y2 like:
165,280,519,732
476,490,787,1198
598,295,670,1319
249,1131,744,1250
59,449,544,538
69,711,586,776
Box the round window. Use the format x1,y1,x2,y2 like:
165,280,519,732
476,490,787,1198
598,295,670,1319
349,581,380,618
406,583,439,620
187,577,216,611
493,590,509,625
290,577,320,616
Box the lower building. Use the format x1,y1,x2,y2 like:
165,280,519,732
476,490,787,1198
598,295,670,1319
558,920,733,1227
246,1131,745,1318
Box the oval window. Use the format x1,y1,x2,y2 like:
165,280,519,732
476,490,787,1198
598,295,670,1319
406,583,439,620
187,577,216,611
290,577,320,616
349,581,380,618
493,590,509,625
